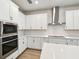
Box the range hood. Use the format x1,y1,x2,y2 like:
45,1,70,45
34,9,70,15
27,0,32,4
49,7,61,25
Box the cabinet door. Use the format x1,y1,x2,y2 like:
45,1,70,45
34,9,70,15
41,14,47,29
32,14,41,29
25,15,31,29
10,1,19,21
27,37,34,48
23,35,27,50
18,11,26,29
74,10,79,29
66,10,74,29
26,14,47,30
0,0,10,20
40,37,49,49
27,37,41,49
31,14,47,29
33,37,41,49
18,36,25,54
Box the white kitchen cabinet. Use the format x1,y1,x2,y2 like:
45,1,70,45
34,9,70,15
26,14,41,29
27,37,34,48
65,10,74,29
27,37,41,49
26,13,47,30
74,10,79,29
65,10,79,30
25,15,31,29
0,0,10,21
9,1,19,21
33,37,41,49
18,11,26,29
40,37,49,49
40,14,48,29
49,37,66,45
18,36,24,54
18,36,27,54
9,1,18,21
23,35,28,49
10,1,26,30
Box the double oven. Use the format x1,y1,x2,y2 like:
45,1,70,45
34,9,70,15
0,21,18,59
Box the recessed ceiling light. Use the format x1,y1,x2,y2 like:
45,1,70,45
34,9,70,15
35,0,39,4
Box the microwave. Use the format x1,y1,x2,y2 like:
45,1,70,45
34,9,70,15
3,22,18,34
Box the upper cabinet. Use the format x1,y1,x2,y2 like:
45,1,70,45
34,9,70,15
65,10,79,30
25,13,47,30
9,1,19,21
9,1,26,30
74,10,79,29
18,11,26,30
0,0,10,20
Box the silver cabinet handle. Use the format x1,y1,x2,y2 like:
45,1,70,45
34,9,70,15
23,41,24,44
33,40,35,43
10,16,13,20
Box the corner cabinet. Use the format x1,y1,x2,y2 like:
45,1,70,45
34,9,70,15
0,0,10,20
65,10,79,30
25,13,48,30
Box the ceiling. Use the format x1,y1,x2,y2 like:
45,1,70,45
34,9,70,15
12,0,79,11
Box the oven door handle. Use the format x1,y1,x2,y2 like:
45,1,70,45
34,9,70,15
2,39,17,44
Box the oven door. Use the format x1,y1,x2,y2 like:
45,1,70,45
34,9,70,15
3,24,17,34
2,39,18,58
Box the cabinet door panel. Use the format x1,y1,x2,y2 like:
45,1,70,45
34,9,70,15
26,15,31,29
74,10,79,29
18,11,25,29
10,1,19,21
27,37,33,48
18,36,24,54
41,14,47,29
30,14,41,29
33,37,41,49
25,13,47,30
0,0,10,20
66,10,74,29
40,37,49,49
22,36,27,50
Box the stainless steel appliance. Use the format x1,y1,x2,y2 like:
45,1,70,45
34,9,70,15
0,21,18,59
3,22,17,35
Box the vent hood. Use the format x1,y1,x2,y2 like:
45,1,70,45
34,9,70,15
49,7,61,25
27,0,32,4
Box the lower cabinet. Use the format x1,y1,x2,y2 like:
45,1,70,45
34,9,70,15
27,37,49,49
18,35,27,55
27,37,41,49
49,37,66,44
40,37,49,49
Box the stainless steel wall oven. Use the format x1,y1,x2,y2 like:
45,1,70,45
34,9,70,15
0,21,18,59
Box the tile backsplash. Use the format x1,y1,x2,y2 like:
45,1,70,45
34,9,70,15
27,36,79,46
